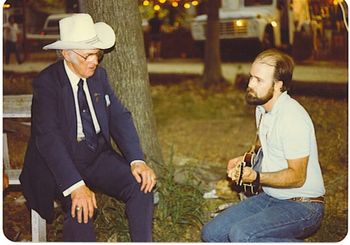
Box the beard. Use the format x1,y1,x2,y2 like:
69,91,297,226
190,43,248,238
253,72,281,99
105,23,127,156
245,85,274,105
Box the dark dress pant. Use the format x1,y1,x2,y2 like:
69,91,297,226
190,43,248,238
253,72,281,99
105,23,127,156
61,135,154,242
5,40,21,64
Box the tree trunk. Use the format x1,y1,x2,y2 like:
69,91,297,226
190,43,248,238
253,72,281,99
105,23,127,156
203,0,226,88
84,0,164,167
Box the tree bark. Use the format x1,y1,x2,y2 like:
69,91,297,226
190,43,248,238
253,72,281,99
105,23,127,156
84,0,164,167
203,0,226,88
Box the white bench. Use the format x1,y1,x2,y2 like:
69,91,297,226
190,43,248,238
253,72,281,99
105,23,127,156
3,94,47,242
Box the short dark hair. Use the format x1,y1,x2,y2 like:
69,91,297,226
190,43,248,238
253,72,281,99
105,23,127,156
254,49,294,92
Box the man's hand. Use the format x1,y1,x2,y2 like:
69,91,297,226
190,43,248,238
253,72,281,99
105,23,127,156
242,167,258,183
131,162,157,193
227,155,244,181
71,185,97,224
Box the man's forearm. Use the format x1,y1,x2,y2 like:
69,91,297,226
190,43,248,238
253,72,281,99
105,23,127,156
260,168,306,188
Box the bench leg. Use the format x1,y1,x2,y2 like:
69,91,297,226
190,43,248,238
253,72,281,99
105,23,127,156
31,209,47,242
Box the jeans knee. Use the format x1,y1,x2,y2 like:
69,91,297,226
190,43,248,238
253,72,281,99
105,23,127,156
228,225,251,242
201,222,224,242
201,223,212,242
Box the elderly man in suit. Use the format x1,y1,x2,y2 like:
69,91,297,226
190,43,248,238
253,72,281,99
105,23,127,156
19,13,156,242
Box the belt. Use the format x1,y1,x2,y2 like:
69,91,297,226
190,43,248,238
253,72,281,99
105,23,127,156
288,196,325,204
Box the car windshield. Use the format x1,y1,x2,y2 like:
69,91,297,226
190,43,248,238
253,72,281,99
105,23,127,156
244,0,273,6
46,20,59,29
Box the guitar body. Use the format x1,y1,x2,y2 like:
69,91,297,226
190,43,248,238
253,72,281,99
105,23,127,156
232,147,263,197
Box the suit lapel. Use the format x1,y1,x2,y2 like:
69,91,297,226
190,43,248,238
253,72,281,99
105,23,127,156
57,61,78,140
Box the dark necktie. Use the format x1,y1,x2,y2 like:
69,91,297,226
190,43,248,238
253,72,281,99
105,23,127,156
77,79,97,151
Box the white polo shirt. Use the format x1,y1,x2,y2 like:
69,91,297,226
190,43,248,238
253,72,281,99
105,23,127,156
256,92,325,199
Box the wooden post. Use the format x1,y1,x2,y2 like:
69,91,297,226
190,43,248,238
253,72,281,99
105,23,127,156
31,210,47,242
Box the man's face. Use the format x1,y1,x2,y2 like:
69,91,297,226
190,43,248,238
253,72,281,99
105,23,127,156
245,60,275,106
64,49,103,78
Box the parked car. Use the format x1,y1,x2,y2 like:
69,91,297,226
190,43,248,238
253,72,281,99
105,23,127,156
41,13,74,36
26,13,74,49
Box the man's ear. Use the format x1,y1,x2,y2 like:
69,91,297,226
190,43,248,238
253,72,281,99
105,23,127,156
61,50,70,61
274,80,283,92
61,50,77,64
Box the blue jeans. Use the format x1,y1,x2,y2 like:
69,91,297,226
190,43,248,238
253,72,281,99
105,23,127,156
202,193,324,242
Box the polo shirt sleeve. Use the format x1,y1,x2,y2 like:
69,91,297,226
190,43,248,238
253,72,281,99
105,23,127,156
280,107,311,160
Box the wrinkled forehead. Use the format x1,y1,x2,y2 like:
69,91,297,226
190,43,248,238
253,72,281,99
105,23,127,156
254,56,276,67
252,57,276,70
76,48,100,53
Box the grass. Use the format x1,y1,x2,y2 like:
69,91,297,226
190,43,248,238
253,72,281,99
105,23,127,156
91,80,348,242
151,80,348,242
90,147,208,242
152,148,207,242
3,74,347,242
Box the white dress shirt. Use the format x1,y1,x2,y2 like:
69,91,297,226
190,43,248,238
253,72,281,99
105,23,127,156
64,60,101,138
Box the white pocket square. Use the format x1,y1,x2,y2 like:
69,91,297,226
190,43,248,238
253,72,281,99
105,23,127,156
105,94,111,107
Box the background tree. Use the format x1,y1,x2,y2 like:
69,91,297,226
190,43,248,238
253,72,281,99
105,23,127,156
202,0,226,88
84,0,164,167
26,0,65,13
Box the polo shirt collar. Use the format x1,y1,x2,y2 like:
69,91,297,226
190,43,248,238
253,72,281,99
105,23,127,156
257,91,290,115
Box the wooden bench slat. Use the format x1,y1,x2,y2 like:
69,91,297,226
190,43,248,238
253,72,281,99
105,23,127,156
3,95,32,118
5,169,21,185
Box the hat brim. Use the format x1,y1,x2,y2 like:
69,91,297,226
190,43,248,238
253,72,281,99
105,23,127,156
43,22,115,50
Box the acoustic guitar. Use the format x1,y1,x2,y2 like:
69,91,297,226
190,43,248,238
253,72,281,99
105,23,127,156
232,147,263,197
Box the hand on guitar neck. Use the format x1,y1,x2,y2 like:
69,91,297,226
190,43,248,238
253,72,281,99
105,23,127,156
227,154,258,183
227,155,244,181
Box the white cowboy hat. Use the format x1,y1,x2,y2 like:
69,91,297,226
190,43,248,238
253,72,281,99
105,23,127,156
43,13,115,50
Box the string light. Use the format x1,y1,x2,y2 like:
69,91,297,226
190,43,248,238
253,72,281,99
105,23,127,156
333,0,344,5
141,0,202,9
192,1,199,6
154,4,161,11
184,3,191,9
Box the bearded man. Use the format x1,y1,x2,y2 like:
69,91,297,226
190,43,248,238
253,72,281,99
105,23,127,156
201,49,325,242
